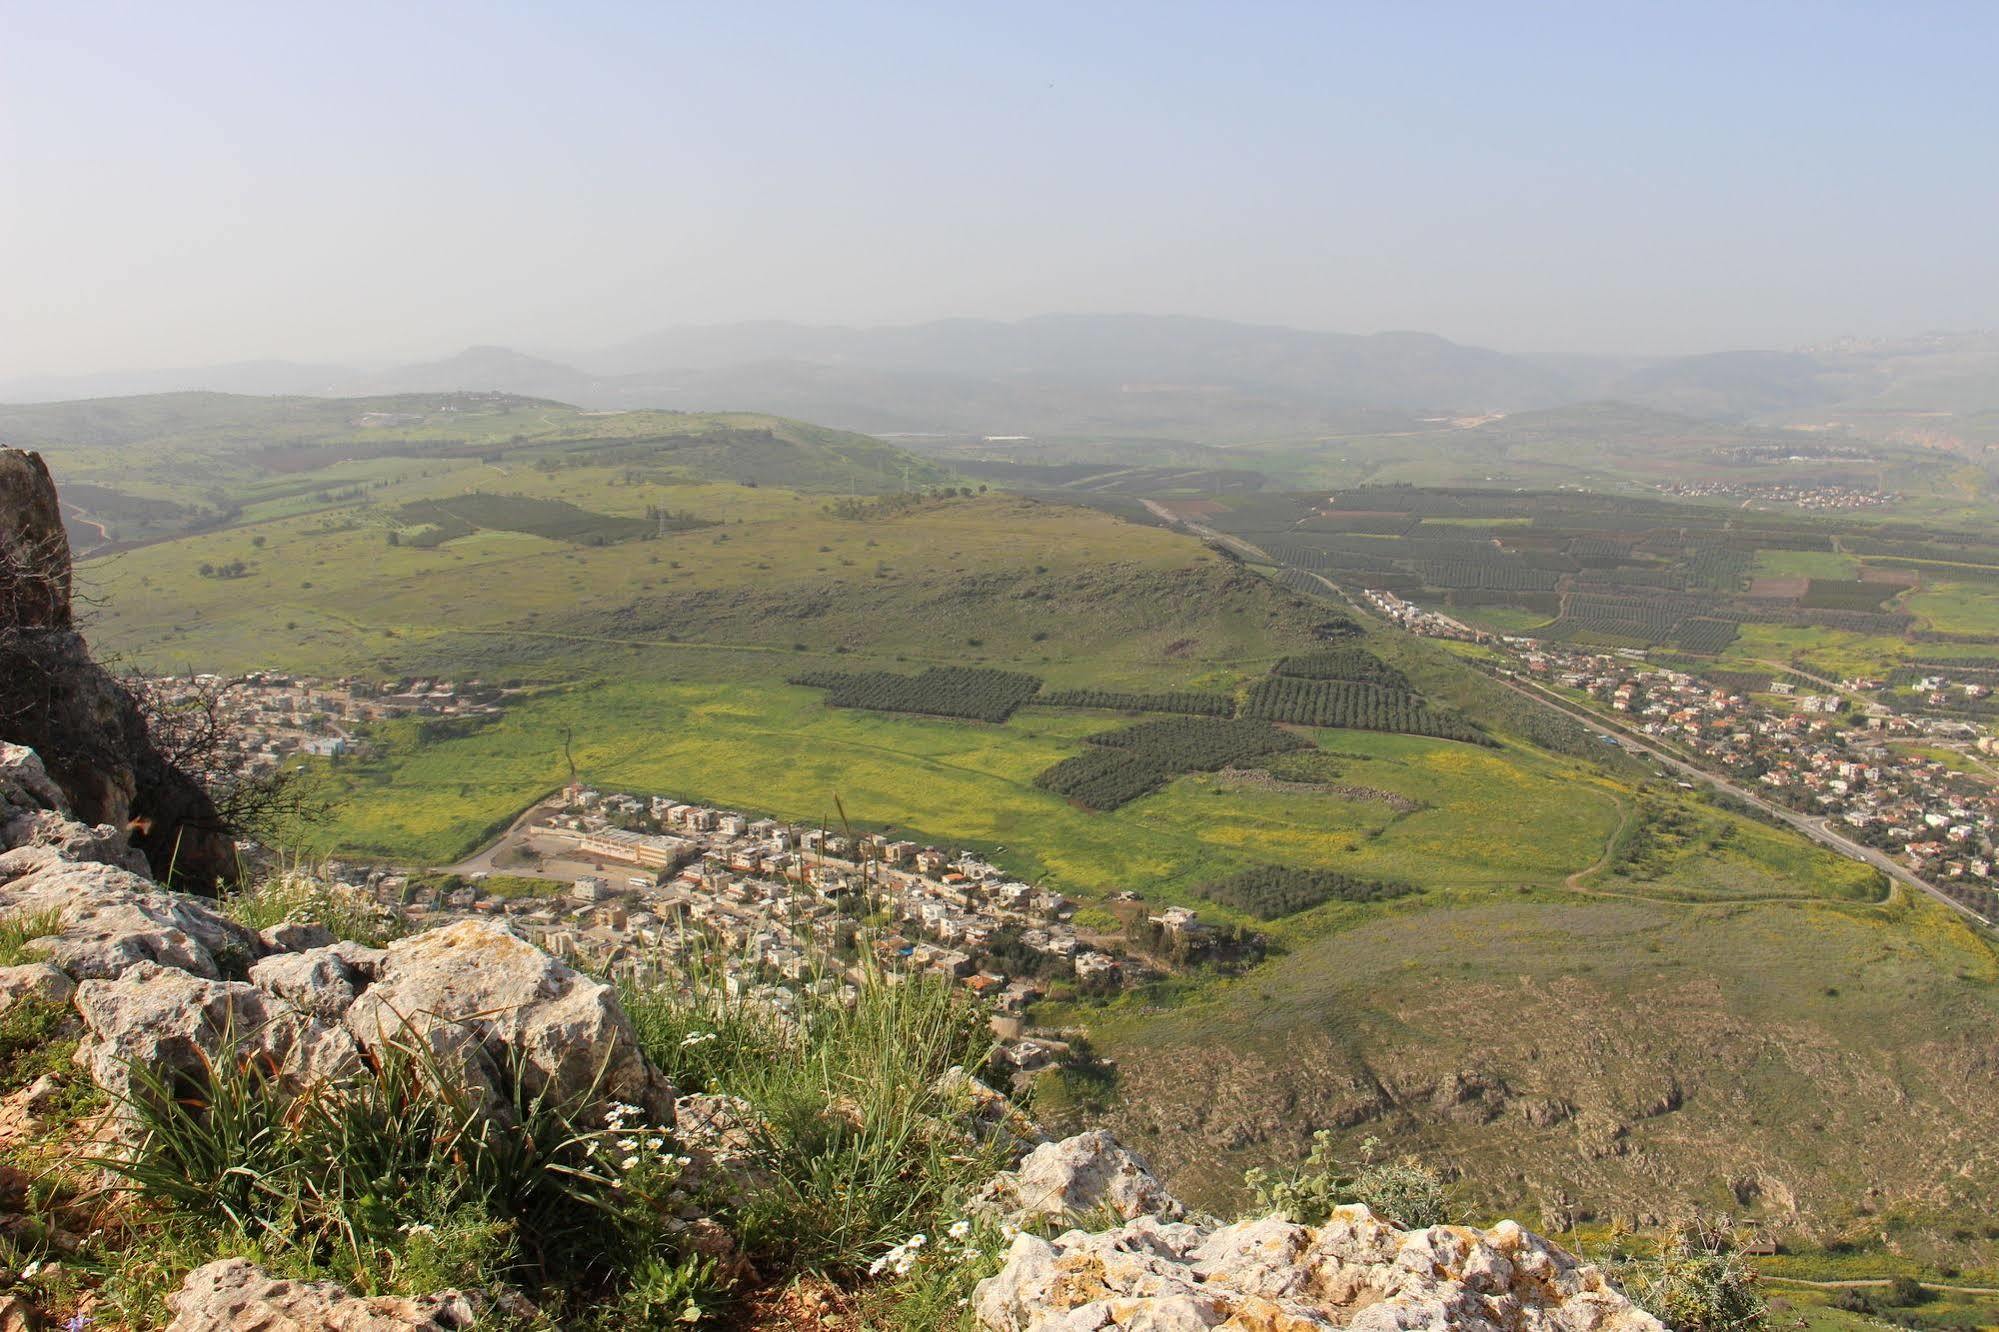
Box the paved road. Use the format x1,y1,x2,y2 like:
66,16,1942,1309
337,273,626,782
443,794,563,875
1486,670,1992,928
1143,501,1992,931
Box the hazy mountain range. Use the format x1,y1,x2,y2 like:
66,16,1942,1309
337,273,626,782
6,316,1998,439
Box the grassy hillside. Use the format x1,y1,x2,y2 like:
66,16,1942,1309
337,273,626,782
8,390,955,548
60,407,1999,1273
1089,885,1999,1271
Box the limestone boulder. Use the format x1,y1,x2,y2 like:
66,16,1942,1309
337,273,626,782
973,1204,1666,1332
0,860,264,980
978,1129,1185,1226
248,946,367,1020
0,961,76,1014
0,743,67,819
165,1258,475,1331
342,919,675,1126
0,810,149,878
73,961,360,1113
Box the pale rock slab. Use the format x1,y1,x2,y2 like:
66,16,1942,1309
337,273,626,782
73,961,361,1113
979,1129,1186,1225
165,1258,476,1331
974,1204,1666,1332
342,918,675,1126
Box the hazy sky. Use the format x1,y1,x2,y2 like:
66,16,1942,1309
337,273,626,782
4,1,1996,375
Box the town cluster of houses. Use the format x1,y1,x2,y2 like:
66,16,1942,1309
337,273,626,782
1652,480,1893,511
1363,589,1481,641
1499,641,1998,886
152,672,512,769
329,786,1166,1075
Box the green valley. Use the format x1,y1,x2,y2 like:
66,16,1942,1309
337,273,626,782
21,393,1999,1284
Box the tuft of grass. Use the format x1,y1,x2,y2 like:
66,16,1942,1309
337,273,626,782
0,908,65,966
93,1022,718,1320
622,948,1007,1278
221,868,405,947
0,995,101,1130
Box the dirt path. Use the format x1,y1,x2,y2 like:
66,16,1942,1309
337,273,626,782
1761,1274,1999,1297
1488,672,1988,926
1565,794,1635,891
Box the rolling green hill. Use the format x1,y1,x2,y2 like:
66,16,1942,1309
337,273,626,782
4,391,955,549
49,401,1999,1277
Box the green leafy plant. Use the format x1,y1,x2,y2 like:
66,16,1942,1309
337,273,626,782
1612,1216,1766,1332
1244,1132,1450,1229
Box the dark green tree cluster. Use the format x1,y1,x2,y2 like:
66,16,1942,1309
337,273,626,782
1196,864,1416,919
1242,677,1488,744
790,666,1043,723
1272,646,1408,689
1036,689,1236,717
1035,718,1309,810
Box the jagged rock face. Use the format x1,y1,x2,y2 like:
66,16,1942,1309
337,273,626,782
974,1202,1665,1332
0,452,233,890
0,449,70,631
165,1259,477,1330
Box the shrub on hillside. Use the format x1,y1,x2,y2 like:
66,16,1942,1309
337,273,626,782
1244,1132,1449,1230
1612,1216,1767,1332
1195,865,1416,919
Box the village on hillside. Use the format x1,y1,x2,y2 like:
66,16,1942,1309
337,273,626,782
305,782,1219,1084
1366,591,1999,914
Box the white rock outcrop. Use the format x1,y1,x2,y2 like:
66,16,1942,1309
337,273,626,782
1,740,676,1137
974,1199,1666,1332
342,918,677,1127
165,1258,476,1330
979,1128,1185,1225
73,961,363,1111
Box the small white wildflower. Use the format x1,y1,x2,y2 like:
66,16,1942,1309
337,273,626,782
947,1219,972,1241
646,1136,665,1150
400,1222,436,1236
679,1031,717,1047
906,1234,926,1248
621,1154,641,1170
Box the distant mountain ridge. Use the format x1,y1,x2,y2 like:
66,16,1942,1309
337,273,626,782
7,316,1998,434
